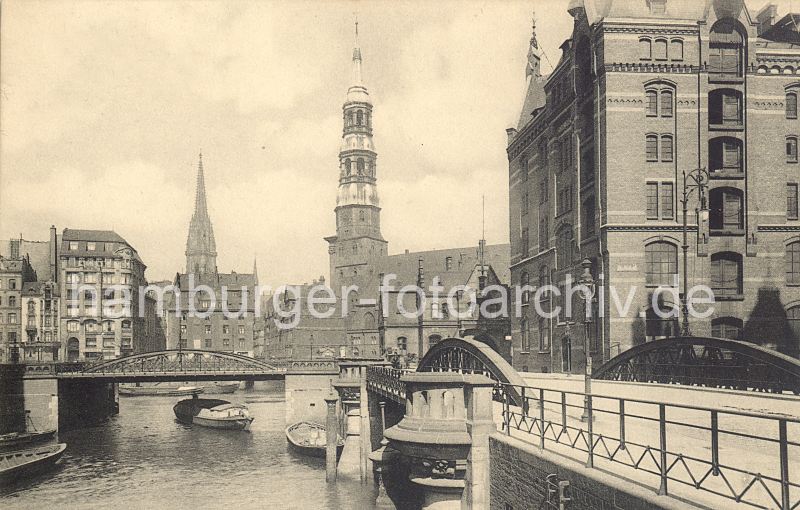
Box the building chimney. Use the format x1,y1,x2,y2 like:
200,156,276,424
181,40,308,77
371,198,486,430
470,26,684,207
50,225,58,282
9,239,19,259
757,3,779,35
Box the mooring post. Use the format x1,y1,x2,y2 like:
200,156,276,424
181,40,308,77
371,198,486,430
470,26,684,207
325,393,339,483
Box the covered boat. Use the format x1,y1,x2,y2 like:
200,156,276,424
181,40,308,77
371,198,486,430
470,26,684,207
0,443,67,484
0,429,56,450
173,398,253,430
285,421,344,458
119,385,204,397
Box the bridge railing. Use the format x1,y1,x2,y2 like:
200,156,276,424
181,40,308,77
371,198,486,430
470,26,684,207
366,366,411,403
496,382,800,510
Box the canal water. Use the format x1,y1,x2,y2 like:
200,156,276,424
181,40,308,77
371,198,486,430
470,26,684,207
1,382,378,509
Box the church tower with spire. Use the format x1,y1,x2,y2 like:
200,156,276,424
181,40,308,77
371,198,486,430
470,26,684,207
185,153,218,275
325,21,387,291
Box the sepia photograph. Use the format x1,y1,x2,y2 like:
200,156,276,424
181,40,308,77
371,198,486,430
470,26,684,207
1,0,799,508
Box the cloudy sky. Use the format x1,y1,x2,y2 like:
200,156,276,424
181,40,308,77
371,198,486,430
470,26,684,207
0,1,788,287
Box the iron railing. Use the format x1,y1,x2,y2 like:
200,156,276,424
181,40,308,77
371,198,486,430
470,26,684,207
497,382,800,510
366,366,409,403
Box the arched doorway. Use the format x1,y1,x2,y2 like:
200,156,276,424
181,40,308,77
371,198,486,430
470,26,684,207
67,338,80,362
561,336,572,373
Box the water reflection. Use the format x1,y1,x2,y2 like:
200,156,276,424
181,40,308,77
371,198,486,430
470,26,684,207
1,383,377,510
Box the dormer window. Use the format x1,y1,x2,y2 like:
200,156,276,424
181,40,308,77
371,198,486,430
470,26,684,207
647,0,667,15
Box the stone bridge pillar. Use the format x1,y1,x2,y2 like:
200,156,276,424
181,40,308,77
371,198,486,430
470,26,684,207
383,372,495,510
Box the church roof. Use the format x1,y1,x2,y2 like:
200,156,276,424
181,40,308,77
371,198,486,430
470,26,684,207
375,244,511,288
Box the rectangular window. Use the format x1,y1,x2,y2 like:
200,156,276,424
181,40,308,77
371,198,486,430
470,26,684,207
723,192,743,229
205,325,212,335
646,182,659,219
722,93,740,124
223,325,230,334
660,90,673,117
661,135,673,162
521,191,529,215
646,135,658,161
86,337,97,348
539,217,548,250
787,138,798,163
69,241,78,250
646,90,658,116
723,140,741,169
180,324,187,333
789,183,799,220
239,339,245,349
204,339,212,348
661,182,674,219
787,93,798,119
539,178,548,204
521,228,529,257
238,325,245,335
520,157,528,181
223,339,230,347
87,242,96,251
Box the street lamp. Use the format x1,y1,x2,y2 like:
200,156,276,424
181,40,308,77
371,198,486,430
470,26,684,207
578,258,596,422
679,168,710,337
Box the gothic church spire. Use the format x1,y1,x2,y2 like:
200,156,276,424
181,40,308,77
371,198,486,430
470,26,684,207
185,152,218,275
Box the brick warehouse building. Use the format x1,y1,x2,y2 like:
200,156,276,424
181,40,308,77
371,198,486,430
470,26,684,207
508,0,800,374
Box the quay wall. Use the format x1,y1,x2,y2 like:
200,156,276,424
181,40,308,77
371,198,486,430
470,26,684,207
58,380,118,431
489,434,703,510
284,372,337,425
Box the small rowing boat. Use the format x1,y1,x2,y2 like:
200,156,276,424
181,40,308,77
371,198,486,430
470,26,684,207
173,398,253,430
119,385,204,397
0,443,67,484
0,429,57,450
285,421,344,458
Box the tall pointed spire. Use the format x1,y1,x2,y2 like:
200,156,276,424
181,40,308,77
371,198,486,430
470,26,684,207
526,12,541,78
194,152,209,218
352,15,363,85
253,255,259,285
517,12,546,130
185,152,218,275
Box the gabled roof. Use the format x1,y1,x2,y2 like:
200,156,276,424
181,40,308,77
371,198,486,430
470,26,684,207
376,244,510,287
759,13,800,44
516,76,547,131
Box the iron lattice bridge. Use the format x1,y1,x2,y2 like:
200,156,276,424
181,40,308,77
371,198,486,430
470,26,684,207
593,336,800,395
43,350,286,382
497,382,800,510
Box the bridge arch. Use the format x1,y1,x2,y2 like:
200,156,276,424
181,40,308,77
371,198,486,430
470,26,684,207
82,349,281,374
593,336,800,394
417,336,526,404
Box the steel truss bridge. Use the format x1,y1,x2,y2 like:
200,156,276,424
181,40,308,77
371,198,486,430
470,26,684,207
22,349,286,382
592,336,800,395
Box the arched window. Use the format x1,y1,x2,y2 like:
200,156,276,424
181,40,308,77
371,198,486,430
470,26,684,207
557,226,573,269
787,242,800,285
359,210,365,222
538,318,550,351
397,336,407,352
787,91,798,119
363,312,376,331
670,39,684,61
711,317,742,340
520,320,529,352
711,252,743,297
639,37,652,60
709,137,743,174
428,334,442,347
709,19,744,77
709,89,742,125
646,89,658,116
645,241,678,286
660,134,673,162
709,187,744,231
344,158,352,175
660,89,673,117
654,38,668,60
346,111,353,127
646,134,659,161
365,112,371,128
357,158,365,174
787,136,799,163
356,110,363,126
27,301,35,313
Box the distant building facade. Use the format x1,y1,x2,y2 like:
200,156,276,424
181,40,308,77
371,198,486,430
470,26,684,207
161,155,260,357
507,1,800,374
59,228,160,361
0,240,32,363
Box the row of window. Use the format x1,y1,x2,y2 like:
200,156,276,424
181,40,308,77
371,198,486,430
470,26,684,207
65,241,119,252
639,37,684,62
65,272,132,284
344,109,371,129
646,181,675,220
65,320,132,333
0,313,17,324
0,279,18,290
180,324,248,335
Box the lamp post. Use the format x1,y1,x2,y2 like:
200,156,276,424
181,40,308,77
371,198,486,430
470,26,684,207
679,168,710,337
578,259,596,422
